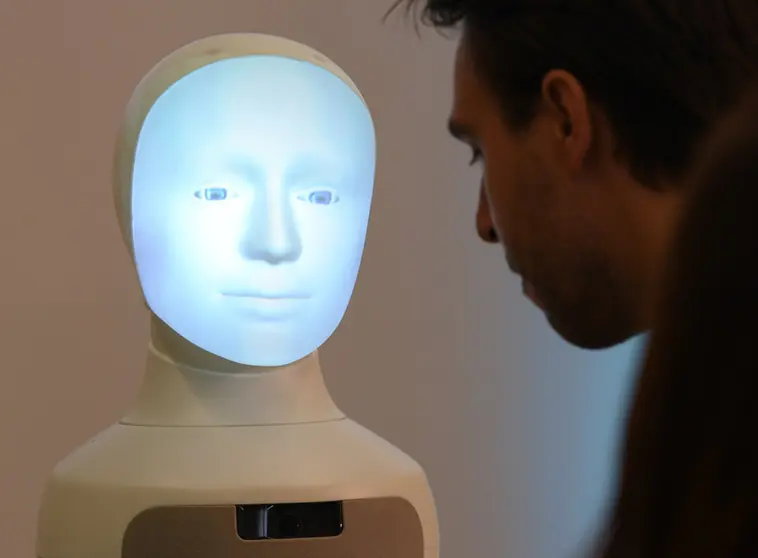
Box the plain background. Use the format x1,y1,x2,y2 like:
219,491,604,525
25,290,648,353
0,1,642,556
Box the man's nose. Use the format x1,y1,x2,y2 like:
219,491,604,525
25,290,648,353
476,181,499,243
240,189,302,264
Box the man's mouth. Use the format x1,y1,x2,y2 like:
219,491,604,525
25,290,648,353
522,280,545,310
506,252,544,309
505,252,519,275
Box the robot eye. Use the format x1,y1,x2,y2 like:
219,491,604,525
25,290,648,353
297,189,339,205
194,187,237,201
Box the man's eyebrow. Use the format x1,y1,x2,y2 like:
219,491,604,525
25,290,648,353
447,119,472,141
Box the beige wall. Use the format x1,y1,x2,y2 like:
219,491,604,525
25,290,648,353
0,1,642,556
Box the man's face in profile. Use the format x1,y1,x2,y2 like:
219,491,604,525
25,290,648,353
130,56,375,366
448,39,643,349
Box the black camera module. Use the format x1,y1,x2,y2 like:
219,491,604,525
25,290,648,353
275,512,303,538
236,501,343,540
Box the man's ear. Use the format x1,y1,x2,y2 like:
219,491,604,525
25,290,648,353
540,69,593,172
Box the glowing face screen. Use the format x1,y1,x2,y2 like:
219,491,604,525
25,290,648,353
131,55,375,366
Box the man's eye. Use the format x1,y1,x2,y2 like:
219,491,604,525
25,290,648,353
297,189,339,205
194,187,237,201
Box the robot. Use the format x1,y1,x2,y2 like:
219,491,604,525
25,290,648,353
36,33,439,558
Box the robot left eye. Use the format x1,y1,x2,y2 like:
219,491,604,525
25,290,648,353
298,189,338,205
195,187,232,201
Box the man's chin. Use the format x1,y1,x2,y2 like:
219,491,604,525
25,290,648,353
521,282,639,350
544,310,639,351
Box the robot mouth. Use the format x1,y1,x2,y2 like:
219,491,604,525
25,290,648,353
220,291,312,319
221,291,311,301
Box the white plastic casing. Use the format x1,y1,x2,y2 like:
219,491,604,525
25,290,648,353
35,33,439,558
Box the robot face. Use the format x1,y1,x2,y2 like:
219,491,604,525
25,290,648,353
131,56,375,366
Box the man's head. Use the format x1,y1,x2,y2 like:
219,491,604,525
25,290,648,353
389,0,758,348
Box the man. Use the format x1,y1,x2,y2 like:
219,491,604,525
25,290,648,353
387,0,758,349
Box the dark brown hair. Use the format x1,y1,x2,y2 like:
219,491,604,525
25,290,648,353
594,86,758,558
387,0,758,185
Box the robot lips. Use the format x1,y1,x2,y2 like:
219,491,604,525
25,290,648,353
221,290,312,320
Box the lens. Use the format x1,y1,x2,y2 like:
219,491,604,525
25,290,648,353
235,501,342,540
278,513,303,537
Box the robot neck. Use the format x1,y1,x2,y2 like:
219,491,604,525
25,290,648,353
120,315,345,427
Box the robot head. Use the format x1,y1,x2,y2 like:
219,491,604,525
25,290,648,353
113,35,375,367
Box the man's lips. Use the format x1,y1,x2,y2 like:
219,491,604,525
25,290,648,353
505,252,544,309
505,252,519,275
522,280,545,310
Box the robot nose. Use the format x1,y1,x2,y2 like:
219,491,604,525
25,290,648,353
240,196,302,264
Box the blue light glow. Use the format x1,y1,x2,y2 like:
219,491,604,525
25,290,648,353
131,56,376,366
